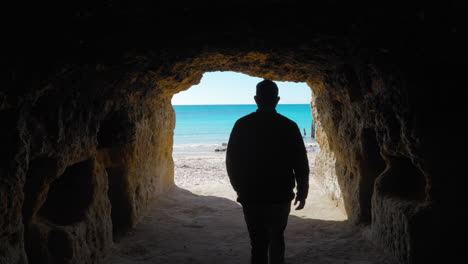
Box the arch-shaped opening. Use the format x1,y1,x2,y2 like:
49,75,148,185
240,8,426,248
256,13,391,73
116,50,422,263
99,50,400,260
97,109,135,239
17,50,419,264
171,71,316,154
376,156,427,202
358,128,386,223
38,159,95,226
146,70,379,263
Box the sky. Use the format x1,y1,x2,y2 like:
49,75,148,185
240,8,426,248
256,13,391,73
171,71,311,105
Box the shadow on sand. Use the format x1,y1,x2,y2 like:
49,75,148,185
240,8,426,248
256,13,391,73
107,186,397,264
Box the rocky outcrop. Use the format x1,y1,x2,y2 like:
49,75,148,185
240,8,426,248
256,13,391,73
2,2,463,264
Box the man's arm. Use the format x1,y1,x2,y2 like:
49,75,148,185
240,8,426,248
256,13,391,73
291,123,310,210
226,121,241,193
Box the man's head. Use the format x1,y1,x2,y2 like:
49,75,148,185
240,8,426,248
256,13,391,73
255,79,280,109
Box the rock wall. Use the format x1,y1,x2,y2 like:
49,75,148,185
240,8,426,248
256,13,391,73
311,92,343,210
2,1,463,264
96,95,175,239
1,61,178,263
312,63,390,225
23,158,112,264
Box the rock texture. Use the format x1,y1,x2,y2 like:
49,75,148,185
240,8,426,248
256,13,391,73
2,1,464,264
23,158,112,264
312,113,343,210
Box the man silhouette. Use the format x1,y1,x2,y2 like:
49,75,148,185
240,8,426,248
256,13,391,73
226,79,310,264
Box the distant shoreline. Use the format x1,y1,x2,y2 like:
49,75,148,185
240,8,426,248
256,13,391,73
172,103,311,106
173,104,314,149
173,139,320,155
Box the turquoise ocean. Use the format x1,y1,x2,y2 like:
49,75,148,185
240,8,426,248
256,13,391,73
173,104,315,153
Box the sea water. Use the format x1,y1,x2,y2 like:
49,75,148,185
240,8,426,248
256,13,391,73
173,104,316,153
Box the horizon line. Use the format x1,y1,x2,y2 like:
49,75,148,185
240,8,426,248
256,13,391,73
172,103,311,106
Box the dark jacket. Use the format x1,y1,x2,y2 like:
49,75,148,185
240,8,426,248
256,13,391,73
226,109,309,204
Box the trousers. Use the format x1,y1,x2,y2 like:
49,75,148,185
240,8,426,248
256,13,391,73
242,202,291,264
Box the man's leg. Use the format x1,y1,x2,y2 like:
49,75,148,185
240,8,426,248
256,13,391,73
242,204,269,264
267,202,291,264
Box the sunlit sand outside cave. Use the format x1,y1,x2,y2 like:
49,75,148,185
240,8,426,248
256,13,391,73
106,150,396,264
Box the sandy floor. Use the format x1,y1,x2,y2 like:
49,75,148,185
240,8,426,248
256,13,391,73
106,152,396,264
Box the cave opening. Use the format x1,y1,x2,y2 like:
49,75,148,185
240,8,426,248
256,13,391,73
14,52,420,264
105,71,393,263
171,71,316,151
171,71,320,193
18,50,407,264
104,67,403,264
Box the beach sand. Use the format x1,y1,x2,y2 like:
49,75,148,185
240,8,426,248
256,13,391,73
106,150,396,264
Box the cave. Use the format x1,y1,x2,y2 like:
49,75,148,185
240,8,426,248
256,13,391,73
2,2,464,264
